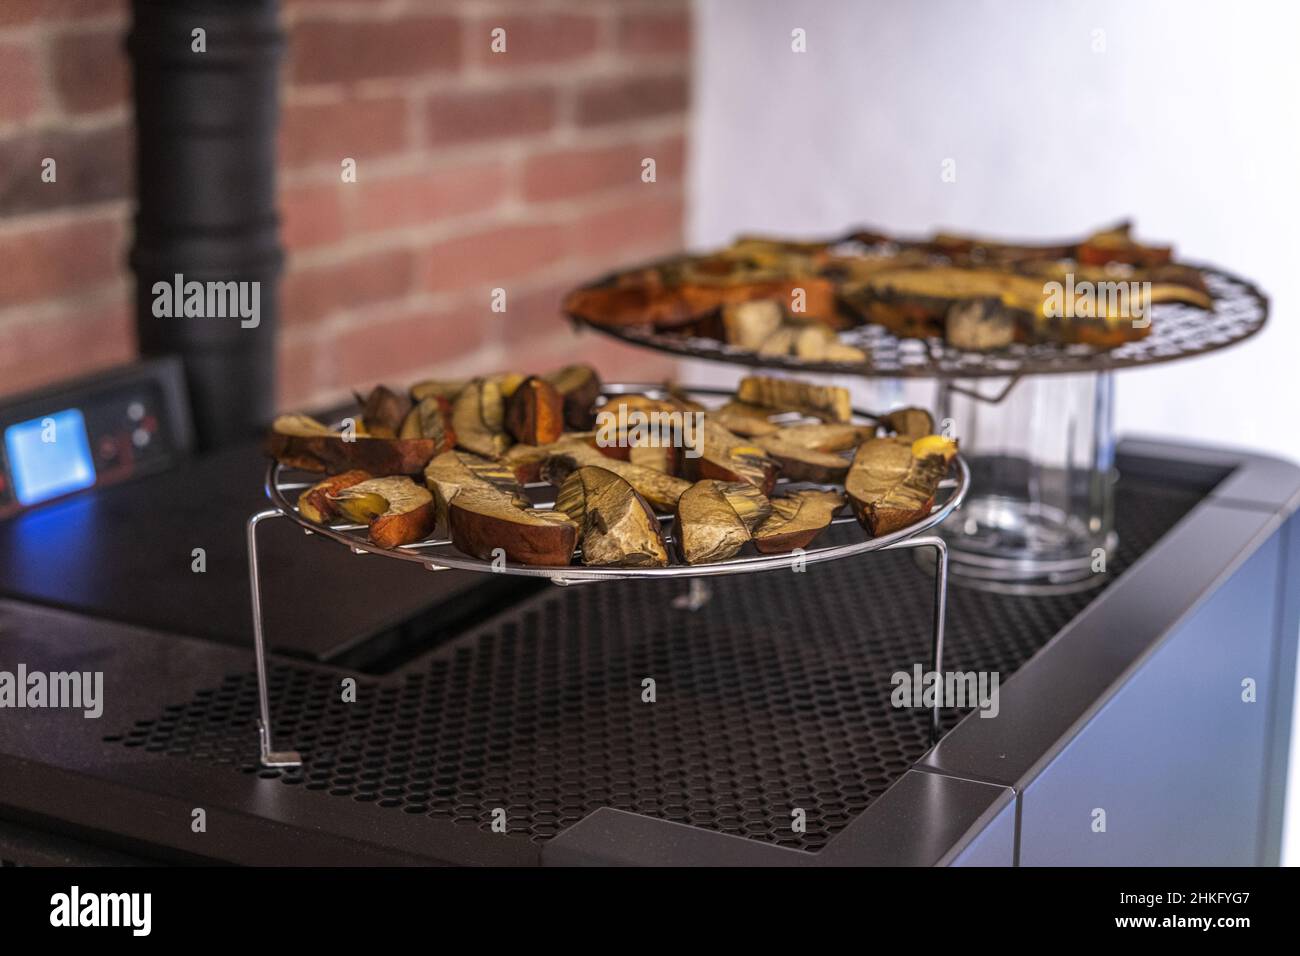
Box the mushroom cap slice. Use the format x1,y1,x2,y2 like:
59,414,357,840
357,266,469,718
879,407,935,441
555,466,669,568
541,439,691,513
267,414,439,475
736,376,852,423
845,437,950,536
673,480,754,565
425,450,576,566
686,419,780,495
331,476,437,548
452,378,512,459
753,489,845,553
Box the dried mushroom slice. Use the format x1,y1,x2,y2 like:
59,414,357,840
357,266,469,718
543,364,602,430
330,476,437,549
736,376,852,423
409,378,467,403
716,481,772,534
673,480,754,565
540,440,691,513
722,299,784,349
424,450,576,566
357,384,411,438
753,489,845,553
686,419,780,495
452,378,511,459
505,376,565,446
711,401,782,438
297,469,371,523
755,421,875,484
555,466,669,568
879,407,935,441
398,395,456,453
845,437,952,536
266,414,439,475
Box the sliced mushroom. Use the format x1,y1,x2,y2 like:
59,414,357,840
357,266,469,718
845,436,955,535
736,376,852,423
425,451,577,565
267,414,440,475
673,480,756,565
398,395,456,454
879,407,935,441
555,466,669,567
722,299,784,349
755,437,851,483
539,439,690,512
297,469,372,523
756,326,800,357
505,376,565,446
358,384,411,438
330,476,437,548
753,489,846,553
409,378,467,403
685,419,780,494
711,401,782,438
452,378,511,459
543,364,602,430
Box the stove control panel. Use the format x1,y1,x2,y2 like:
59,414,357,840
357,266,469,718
0,358,193,519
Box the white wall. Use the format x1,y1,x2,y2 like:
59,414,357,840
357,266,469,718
691,0,1300,863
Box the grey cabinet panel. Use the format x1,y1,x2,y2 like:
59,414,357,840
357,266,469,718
1018,537,1281,866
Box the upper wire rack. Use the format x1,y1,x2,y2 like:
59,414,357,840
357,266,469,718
569,263,1267,380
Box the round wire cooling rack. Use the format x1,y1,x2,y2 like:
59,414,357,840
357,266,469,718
262,384,970,583
249,385,969,766
568,263,1268,380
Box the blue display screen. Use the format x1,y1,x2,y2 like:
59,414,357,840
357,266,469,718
4,409,96,506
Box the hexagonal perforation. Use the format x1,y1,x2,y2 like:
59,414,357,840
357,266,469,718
108,478,1200,852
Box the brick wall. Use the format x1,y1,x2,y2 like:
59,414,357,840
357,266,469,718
0,0,688,409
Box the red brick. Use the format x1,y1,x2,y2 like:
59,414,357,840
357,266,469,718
0,298,133,398
281,247,415,326
0,42,41,124
576,73,688,127
279,95,408,169
280,181,345,252
522,134,683,203
332,300,493,384
476,15,600,68
291,17,460,85
0,216,123,308
51,29,128,115
276,330,329,408
0,1,120,28
568,193,684,259
352,162,508,234
0,124,131,216
618,10,691,57
425,85,556,146
422,221,568,293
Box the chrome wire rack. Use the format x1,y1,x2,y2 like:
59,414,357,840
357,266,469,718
569,263,1267,380
248,385,969,767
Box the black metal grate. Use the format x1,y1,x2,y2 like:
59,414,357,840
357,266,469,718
108,478,1201,852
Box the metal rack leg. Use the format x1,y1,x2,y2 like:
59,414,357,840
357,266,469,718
247,509,303,769
881,534,950,745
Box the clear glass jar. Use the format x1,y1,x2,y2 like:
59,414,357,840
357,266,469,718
936,371,1117,593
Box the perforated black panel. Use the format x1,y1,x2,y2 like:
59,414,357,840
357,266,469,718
108,478,1200,852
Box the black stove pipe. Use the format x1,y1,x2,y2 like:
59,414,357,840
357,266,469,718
127,0,284,450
